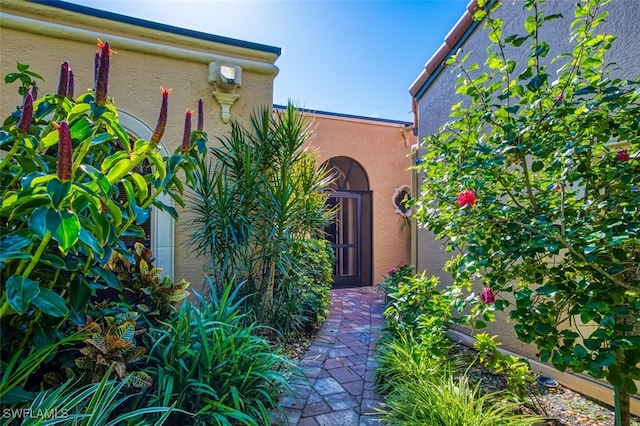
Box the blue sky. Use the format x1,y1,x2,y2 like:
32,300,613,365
67,0,468,122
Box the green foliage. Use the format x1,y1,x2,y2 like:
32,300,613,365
0,43,203,371
375,329,450,394
381,371,542,426
6,364,178,426
375,330,542,425
383,268,453,339
105,242,190,323
187,103,334,333
413,0,640,414
270,237,334,337
143,279,296,425
0,332,87,405
473,333,536,400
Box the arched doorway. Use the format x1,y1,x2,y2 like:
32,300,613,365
322,157,372,287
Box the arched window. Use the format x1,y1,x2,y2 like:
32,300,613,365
119,111,175,281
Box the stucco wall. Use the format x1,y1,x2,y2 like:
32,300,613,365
0,0,279,294
302,113,414,285
412,0,640,357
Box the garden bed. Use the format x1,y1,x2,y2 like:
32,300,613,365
450,343,640,426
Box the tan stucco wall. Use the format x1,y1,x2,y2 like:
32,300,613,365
411,0,640,405
0,0,279,293
302,112,415,285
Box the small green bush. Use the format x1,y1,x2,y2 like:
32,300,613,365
143,280,295,425
382,372,543,426
383,270,453,339
271,238,334,337
376,330,543,426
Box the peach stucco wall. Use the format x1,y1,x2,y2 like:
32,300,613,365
300,111,415,285
0,0,279,294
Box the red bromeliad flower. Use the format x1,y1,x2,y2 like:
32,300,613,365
618,149,630,162
17,91,33,134
457,189,476,208
67,69,75,99
480,287,496,304
151,87,171,145
54,121,73,182
94,39,113,107
197,98,204,131
57,61,70,98
181,109,192,154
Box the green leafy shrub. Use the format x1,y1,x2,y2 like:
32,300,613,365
375,329,450,394
7,364,177,426
143,280,296,425
270,237,334,337
412,0,640,421
376,329,542,425
0,39,204,405
383,270,453,338
381,370,543,426
105,242,190,325
473,333,536,401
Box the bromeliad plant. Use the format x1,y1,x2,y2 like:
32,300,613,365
413,0,640,423
0,40,205,390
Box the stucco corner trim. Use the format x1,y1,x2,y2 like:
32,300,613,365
0,4,280,77
409,0,498,101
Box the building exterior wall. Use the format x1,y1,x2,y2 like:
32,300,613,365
300,111,415,285
0,0,280,294
411,0,640,410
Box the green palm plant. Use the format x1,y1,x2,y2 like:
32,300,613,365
187,103,334,331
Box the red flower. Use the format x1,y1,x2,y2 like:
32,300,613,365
67,69,75,99
618,149,629,162
197,98,204,131
181,109,192,154
387,268,396,275
151,87,171,145
54,121,73,182
57,61,69,98
457,189,476,208
17,91,33,134
480,287,496,304
94,39,113,107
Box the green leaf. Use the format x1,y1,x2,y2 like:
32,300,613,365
531,160,544,172
47,178,71,208
69,276,93,314
600,315,616,329
584,339,601,351
90,266,121,290
101,151,129,175
78,228,105,258
28,206,52,239
30,288,68,317
0,234,33,263
573,344,588,358
5,275,40,314
51,210,81,253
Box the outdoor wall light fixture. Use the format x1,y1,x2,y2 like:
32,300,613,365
392,185,412,217
208,62,242,123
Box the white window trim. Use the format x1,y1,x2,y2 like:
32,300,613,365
118,111,175,281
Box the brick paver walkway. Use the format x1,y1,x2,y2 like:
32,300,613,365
273,287,386,426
